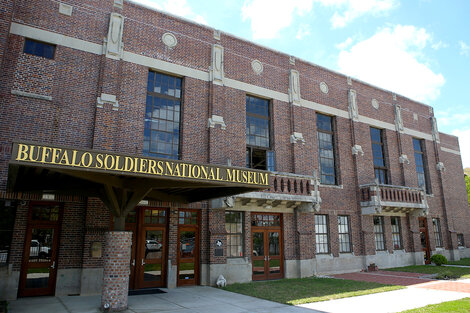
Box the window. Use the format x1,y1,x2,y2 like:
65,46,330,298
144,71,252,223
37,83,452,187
317,114,337,185
144,209,167,225
432,218,443,247
226,211,243,257
374,216,385,251
246,95,275,171
413,138,431,193
457,234,465,247
144,71,182,159
315,215,329,254
251,214,280,227
178,211,197,225
338,215,351,253
24,38,55,59
370,127,388,184
0,200,16,265
391,216,403,250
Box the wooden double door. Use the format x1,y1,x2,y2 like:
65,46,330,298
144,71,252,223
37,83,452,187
251,213,283,281
19,203,62,297
126,207,168,290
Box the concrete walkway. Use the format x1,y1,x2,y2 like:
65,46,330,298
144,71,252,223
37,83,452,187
8,286,320,313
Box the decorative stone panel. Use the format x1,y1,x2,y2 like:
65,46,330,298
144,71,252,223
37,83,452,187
320,82,328,94
394,104,404,133
251,60,263,75
371,99,379,110
101,231,132,311
162,33,177,48
431,117,440,142
105,13,124,60
348,89,358,121
210,44,224,85
288,70,300,104
59,3,73,16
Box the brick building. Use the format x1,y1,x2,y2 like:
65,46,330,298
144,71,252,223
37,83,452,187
1,0,469,309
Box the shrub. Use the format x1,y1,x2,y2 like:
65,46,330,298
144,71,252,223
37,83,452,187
430,254,448,266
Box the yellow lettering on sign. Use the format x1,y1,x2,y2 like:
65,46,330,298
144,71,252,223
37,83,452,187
59,150,71,166
50,148,62,164
124,157,133,172
81,152,92,168
40,147,52,163
96,154,104,168
104,155,115,170
157,161,164,175
148,159,157,174
114,156,124,171
16,144,29,161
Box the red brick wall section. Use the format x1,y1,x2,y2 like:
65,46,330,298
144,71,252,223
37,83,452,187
57,201,86,269
101,231,132,311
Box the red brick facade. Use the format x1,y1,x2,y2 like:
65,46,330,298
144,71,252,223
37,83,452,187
0,0,469,300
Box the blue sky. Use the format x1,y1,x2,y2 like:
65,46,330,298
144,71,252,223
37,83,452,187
132,0,470,168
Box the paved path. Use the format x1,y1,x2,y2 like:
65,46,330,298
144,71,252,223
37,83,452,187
298,271,470,313
9,286,320,313
332,270,434,285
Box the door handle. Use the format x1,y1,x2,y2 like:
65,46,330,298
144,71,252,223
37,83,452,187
267,256,270,261
50,261,55,269
264,256,267,261
141,259,145,266
132,259,135,266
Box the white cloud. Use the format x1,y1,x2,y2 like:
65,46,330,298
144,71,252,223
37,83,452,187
320,0,398,28
436,111,470,128
337,25,445,103
452,129,470,168
296,24,311,40
130,0,207,25
336,37,354,49
241,0,313,39
459,41,470,56
242,0,397,39
431,40,448,50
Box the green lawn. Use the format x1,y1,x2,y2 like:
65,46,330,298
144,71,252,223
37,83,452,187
223,277,404,305
447,258,470,266
385,265,470,279
400,298,470,313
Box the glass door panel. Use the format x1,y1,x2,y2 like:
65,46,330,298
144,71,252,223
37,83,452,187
137,227,165,288
268,232,282,277
252,232,266,277
177,227,198,286
19,225,59,297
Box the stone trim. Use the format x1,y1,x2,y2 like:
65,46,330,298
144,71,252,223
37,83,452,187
58,3,73,16
11,90,52,101
97,93,119,110
208,115,226,130
9,22,455,145
441,147,460,156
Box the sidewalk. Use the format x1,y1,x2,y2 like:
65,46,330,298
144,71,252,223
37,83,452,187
8,286,320,313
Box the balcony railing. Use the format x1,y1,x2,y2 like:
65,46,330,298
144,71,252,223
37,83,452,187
359,183,428,215
266,173,313,196
230,172,321,212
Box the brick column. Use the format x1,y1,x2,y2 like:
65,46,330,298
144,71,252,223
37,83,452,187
101,231,132,311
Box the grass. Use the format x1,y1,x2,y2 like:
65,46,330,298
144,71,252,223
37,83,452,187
385,265,470,279
400,297,470,312
447,258,470,266
223,277,404,305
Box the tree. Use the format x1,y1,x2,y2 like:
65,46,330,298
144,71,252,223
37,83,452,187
466,174,470,207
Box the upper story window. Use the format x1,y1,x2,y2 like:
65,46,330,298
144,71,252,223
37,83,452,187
24,38,55,59
457,234,465,247
246,95,274,171
144,71,182,159
370,127,388,184
317,113,337,185
315,214,329,254
413,138,431,194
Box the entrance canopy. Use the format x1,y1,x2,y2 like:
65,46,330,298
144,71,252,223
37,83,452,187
8,142,270,229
